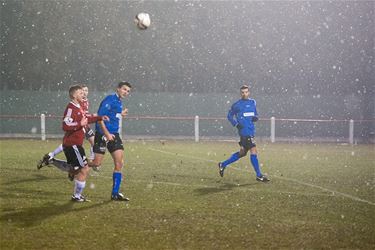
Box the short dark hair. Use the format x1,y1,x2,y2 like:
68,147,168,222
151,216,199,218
80,84,88,88
69,85,82,99
240,85,249,90
118,81,132,89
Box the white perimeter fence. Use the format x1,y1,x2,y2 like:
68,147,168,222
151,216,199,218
3,114,369,144
1,114,373,143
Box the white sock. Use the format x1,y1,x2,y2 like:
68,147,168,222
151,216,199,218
89,147,95,160
73,180,86,198
50,144,63,158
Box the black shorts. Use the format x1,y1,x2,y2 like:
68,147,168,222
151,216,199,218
63,145,88,170
93,132,124,154
84,126,95,140
238,136,256,150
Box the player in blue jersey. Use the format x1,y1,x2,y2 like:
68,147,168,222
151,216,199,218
218,85,270,182
91,82,132,201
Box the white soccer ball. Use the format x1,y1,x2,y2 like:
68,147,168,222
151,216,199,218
135,12,151,30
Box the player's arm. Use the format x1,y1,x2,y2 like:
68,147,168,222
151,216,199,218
62,108,84,131
97,96,112,117
98,119,115,141
87,114,107,124
227,106,239,128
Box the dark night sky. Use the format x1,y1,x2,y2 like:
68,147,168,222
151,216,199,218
1,0,374,95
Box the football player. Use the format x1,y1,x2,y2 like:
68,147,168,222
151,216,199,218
218,85,270,182
91,82,132,201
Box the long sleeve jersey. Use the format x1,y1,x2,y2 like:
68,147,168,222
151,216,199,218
227,98,258,137
95,93,123,135
62,101,102,146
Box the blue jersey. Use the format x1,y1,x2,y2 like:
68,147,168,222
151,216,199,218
96,93,123,134
227,98,258,137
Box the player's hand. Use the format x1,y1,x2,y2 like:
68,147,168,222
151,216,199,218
102,115,110,121
80,117,88,126
105,133,115,141
252,117,258,122
236,124,243,130
121,108,128,118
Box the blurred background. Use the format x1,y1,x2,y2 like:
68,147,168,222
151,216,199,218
0,0,374,142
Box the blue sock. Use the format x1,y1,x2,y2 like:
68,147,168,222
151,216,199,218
221,152,240,168
250,154,262,177
112,172,122,195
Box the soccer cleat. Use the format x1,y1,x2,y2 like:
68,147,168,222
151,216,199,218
71,195,90,202
256,175,270,182
37,154,52,170
218,162,225,177
111,193,130,202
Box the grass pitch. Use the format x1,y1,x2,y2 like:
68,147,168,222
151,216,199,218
0,139,374,249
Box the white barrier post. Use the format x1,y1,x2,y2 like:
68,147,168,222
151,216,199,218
270,117,275,143
349,119,354,144
41,114,46,141
194,115,199,142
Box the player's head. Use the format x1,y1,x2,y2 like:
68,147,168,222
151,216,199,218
80,84,89,99
69,85,83,102
117,81,132,99
240,85,250,99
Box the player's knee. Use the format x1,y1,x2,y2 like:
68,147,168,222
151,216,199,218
239,149,247,157
114,161,123,171
250,147,257,155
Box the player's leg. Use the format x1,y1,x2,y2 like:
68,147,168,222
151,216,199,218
218,138,248,177
73,165,90,202
85,127,95,161
111,149,123,193
87,136,95,160
90,132,106,171
249,143,270,182
37,144,64,169
64,145,90,201
50,144,64,158
49,158,71,172
108,134,129,201
249,146,262,177
90,154,104,170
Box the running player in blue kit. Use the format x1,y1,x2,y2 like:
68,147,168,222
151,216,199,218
218,85,270,182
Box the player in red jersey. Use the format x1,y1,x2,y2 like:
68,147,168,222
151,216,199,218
40,85,111,202
63,85,110,201
37,85,96,169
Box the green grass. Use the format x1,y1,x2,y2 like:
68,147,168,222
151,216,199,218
1,139,374,249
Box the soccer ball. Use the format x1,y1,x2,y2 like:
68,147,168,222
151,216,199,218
135,12,151,30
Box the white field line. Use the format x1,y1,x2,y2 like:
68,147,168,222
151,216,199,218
148,147,375,206
91,173,333,198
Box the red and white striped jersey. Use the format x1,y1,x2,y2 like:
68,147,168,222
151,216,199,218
62,101,102,147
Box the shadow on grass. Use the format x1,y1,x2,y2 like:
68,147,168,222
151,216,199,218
0,200,111,228
3,173,62,185
194,182,257,196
